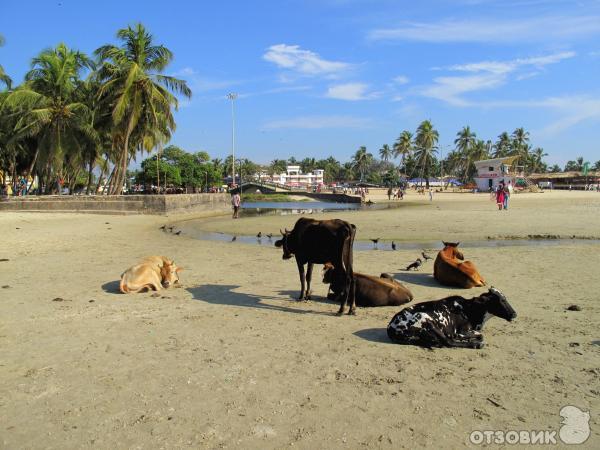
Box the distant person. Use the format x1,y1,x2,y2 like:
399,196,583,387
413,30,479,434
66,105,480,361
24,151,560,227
231,192,241,219
428,188,433,202
387,186,392,200
504,181,512,210
496,183,505,211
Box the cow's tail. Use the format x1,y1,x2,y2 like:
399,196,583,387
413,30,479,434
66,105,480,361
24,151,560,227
340,224,356,313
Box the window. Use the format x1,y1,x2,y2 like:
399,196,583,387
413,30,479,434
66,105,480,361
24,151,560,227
489,166,494,171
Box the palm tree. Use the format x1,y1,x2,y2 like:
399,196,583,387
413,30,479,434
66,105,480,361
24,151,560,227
454,126,476,182
493,132,511,158
414,120,439,188
530,147,548,174
511,127,530,167
6,43,96,193
379,144,392,163
393,131,412,171
0,34,11,89
352,146,373,182
95,23,191,194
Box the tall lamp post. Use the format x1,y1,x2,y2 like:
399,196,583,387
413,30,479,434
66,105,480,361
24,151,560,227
227,93,238,188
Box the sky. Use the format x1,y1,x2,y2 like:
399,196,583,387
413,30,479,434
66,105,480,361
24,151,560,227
2,0,600,167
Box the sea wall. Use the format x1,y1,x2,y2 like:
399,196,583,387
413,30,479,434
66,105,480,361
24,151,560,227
0,194,231,216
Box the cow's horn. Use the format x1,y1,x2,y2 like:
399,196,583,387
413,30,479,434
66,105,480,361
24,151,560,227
280,229,285,236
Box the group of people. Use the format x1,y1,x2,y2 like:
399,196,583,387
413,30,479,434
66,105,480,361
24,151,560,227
494,180,512,210
386,187,405,200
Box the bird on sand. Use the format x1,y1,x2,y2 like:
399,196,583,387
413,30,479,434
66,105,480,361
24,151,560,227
159,225,166,230
231,236,237,242
175,230,182,236
391,241,396,251
405,258,422,271
257,232,262,238
370,238,380,248
421,251,433,261
266,233,273,239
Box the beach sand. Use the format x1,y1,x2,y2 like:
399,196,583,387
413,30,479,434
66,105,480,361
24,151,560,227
1,190,599,448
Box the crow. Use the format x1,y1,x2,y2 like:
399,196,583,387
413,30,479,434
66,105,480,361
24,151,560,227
405,258,422,271
257,232,262,238
159,225,166,231
231,236,237,242
266,233,273,239
421,251,433,261
175,230,182,236
391,241,396,251
167,226,174,232
370,238,380,248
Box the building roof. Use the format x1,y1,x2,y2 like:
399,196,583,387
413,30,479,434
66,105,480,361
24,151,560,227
529,171,600,180
474,156,519,166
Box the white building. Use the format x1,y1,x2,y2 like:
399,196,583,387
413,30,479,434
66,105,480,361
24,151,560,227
473,156,523,191
274,165,324,188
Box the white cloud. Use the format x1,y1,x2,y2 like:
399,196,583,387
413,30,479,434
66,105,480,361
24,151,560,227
262,115,373,130
421,52,576,105
325,82,378,100
368,16,600,43
263,44,352,76
393,75,410,85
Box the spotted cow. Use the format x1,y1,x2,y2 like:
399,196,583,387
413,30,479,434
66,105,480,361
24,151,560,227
387,287,516,348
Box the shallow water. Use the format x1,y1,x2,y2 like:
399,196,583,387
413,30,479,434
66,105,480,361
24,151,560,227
178,228,600,251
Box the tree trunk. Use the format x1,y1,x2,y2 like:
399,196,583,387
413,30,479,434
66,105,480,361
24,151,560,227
24,147,40,195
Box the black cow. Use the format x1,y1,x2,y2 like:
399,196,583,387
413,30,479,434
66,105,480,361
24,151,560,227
275,218,357,315
387,287,516,348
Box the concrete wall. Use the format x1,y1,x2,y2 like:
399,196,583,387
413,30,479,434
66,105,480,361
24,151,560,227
0,194,231,216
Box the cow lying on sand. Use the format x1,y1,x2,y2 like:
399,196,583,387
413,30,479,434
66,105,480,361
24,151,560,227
275,218,357,315
322,263,413,307
387,287,516,348
433,242,485,288
120,256,183,293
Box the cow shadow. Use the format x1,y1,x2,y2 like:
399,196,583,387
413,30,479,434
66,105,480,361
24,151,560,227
392,272,460,289
276,290,333,305
353,328,394,345
101,280,121,294
186,284,336,316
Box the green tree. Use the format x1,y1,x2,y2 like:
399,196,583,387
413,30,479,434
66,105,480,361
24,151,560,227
6,43,96,193
493,132,512,158
414,120,439,188
0,34,11,89
95,23,191,194
351,146,373,182
454,126,476,182
379,144,392,162
393,131,412,170
548,164,561,173
510,127,530,167
594,160,600,171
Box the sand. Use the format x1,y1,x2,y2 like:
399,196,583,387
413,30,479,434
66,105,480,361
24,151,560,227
1,190,599,449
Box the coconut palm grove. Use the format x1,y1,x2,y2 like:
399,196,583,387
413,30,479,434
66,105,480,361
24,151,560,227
0,24,598,195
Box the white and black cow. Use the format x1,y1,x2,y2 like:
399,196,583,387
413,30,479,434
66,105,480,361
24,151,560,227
387,287,516,349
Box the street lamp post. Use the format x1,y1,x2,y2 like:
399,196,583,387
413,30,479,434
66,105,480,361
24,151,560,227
227,93,238,187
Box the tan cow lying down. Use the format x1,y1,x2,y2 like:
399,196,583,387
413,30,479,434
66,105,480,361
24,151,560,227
433,242,485,288
322,263,413,306
120,256,183,294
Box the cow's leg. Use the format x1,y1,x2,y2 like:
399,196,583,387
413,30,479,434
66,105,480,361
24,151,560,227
347,275,356,315
424,323,483,349
296,261,306,301
304,263,314,300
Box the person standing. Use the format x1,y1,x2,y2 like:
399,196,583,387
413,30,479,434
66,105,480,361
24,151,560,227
231,191,241,219
504,181,512,210
495,182,505,211
428,188,433,202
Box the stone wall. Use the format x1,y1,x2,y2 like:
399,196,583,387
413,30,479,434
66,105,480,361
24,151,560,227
0,194,231,216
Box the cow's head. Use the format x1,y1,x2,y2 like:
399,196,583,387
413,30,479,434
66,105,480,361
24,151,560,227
160,261,184,288
482,287,517,322
442,241,463,260
274,228,294,259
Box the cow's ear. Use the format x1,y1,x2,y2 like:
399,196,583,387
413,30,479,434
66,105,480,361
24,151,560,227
274,240,283,247
442,241,448,246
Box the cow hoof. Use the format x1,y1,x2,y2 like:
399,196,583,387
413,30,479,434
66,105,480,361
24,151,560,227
348,310,356,316
336,310,344,316
474,342,485,349
305,295,312,300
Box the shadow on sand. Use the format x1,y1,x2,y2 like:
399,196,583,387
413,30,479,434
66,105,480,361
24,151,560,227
353,328,395,345
187,284,336,316
392,271,461,289
101,280,121,294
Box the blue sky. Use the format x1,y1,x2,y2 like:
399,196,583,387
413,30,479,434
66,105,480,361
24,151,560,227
2,0,600,167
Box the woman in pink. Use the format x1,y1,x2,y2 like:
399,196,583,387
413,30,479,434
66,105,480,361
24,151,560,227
495,183,505,211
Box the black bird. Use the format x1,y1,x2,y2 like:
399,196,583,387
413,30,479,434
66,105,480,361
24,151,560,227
159,225,166,230
405,258,422,271
391,241,397,251
257,232,262,238
370,238,380,247
266,233,273,239
231,236,237,242
421,251,433,261
175,230,182,236
167,226,174,232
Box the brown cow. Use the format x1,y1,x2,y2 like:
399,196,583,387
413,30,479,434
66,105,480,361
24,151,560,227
323,263,413,307
433,242,485,288
120,256,183,294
